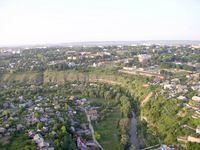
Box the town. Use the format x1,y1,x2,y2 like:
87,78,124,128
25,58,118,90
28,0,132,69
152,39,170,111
1,0,200,149
0,43,200,149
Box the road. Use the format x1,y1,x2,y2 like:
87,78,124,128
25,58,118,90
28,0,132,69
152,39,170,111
129,111,139,150
141,92,153,107
81,107,104,150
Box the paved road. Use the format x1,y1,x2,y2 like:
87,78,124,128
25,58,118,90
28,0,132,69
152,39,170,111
129,111,139,150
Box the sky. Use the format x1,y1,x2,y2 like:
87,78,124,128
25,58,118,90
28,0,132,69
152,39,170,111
0,0,200,46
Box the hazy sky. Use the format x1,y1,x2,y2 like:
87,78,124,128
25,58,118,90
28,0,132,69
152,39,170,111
0,0,200,45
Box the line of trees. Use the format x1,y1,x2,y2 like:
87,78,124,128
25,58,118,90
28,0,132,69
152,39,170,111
119,96,131,146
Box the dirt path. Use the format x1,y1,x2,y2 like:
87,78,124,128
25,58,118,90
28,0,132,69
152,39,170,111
82,107,104,150
94,78,121,85
141,92,153,107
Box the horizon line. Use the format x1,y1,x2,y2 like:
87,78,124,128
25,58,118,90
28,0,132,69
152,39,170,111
1,40,200,48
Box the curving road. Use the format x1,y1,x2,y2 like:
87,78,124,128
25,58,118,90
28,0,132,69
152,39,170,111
80,106,104,150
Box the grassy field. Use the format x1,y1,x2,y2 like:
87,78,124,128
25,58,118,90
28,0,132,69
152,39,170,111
0,133,36,150
0,72,39,83
1,70,150,103
0,69,150,103
43,70,75,84
89,98,122,150
43,70,99,84
0,59,10,65
95,106,122,150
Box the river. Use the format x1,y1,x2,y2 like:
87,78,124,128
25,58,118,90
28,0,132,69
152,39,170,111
129,111,139,150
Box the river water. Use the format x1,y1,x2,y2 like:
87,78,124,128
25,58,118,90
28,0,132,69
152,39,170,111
129,111,139,150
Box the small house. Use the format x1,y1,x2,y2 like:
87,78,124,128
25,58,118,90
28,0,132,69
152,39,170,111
0,127,6,134
177,96,188,101
88,109,98,120
196,126,200,134
33,134,44,144
38,141,49,149
192,96,200,102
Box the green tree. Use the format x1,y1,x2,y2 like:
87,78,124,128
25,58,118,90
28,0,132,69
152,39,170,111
120,134,128,145
95,132,101,140
120,96,131,117
119,118,129,134
130,144,135,150
61,126,67,134
54,139,60,148
37,122,43,129
53,123,59,131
